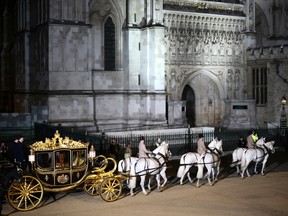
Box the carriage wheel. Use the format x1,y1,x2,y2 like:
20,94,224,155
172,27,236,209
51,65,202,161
83,177,101,196
99,177,122,202
7,175,44,211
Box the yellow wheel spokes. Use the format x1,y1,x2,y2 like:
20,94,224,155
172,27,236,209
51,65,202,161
100,177,122,202
84,178,101,196
7,176,44,211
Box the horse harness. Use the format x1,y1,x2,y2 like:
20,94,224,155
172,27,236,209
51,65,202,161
134,152,168,176
179,151,221,167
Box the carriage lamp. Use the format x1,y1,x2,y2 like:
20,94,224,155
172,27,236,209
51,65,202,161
281,95,287,106
28,148,35,163
89,145,96,160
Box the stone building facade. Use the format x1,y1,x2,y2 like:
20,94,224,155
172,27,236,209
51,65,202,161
0,0,288,132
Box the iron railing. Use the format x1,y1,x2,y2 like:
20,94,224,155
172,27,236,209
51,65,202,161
1,123,286,158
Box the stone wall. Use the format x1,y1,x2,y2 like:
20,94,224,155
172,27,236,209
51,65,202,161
0,106,48,127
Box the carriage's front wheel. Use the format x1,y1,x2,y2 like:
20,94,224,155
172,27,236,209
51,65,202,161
7,175,44,211
99,177,122,202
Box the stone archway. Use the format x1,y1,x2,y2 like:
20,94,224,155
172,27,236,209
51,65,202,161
182,85,195,127
181,71,224,127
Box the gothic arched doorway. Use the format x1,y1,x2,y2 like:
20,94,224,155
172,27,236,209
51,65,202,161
182,85,195,126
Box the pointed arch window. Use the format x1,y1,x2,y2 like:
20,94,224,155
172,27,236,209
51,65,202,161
104,17,115,70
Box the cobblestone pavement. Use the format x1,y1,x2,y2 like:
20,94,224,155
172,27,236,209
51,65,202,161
2,151,288,216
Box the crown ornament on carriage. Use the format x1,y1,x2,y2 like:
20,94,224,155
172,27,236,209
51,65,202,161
30,130,88,151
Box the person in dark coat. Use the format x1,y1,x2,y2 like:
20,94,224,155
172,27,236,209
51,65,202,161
238,136,246,148
13,135,27,170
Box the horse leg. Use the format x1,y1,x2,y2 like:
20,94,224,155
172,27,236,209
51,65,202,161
261,157,268,175
187,172,193,183
160,168,168,188
245,160,252,177
202,164,212,186
180,166,191,185
147,176,152,191
140,176,148,195
236,163,241,174
196,178,200,188
196,164,204,188
155,174,162,191
254,161,259,174
207,167,213,186
128,176,137,196
240,163,248,179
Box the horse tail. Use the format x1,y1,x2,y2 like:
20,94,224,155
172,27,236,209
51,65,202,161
128,162,137,189
117,160,124,173
177,154,186,178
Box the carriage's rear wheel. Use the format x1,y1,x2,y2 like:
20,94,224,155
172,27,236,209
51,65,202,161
99,177,122,202
83,177,101,196
7,175,44,211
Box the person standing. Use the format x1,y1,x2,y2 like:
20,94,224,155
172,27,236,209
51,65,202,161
108,139,117,159
138,136,152,158
0,142,8,160
197,134,206,156
13,135,27,170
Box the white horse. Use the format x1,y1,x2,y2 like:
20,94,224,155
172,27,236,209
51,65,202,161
128,141,171,196
177,152,200,185
176,138,219,185
118,157,138,174
231,147,246,174
231,137,266,174
117,156,138,188
240,139,275,178
196,139,223,187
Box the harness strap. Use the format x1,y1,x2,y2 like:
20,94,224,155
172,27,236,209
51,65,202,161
179,152,199,166
134,152,167,176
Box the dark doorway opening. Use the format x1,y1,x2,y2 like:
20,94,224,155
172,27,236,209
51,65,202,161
182,85,195,127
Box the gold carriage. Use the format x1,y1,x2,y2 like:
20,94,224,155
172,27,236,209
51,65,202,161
6,131,125,212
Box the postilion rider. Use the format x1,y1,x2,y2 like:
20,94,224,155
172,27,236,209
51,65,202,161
197,134,206,163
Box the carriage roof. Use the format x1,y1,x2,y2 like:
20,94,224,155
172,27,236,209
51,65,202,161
30,130,88,152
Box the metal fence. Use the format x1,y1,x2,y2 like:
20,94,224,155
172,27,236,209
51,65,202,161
1,123,287,158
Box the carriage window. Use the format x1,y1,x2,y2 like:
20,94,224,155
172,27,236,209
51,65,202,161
72,150,86,167
55,151,70,168
36,152,53,170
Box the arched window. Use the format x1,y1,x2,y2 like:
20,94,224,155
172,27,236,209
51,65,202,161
104,17,115,70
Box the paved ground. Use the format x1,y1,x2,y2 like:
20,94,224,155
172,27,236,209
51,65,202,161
2,151,288,216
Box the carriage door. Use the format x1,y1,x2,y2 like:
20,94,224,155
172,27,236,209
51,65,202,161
182,85,195,127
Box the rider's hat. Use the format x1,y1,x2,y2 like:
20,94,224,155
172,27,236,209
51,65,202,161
198,134,204,138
